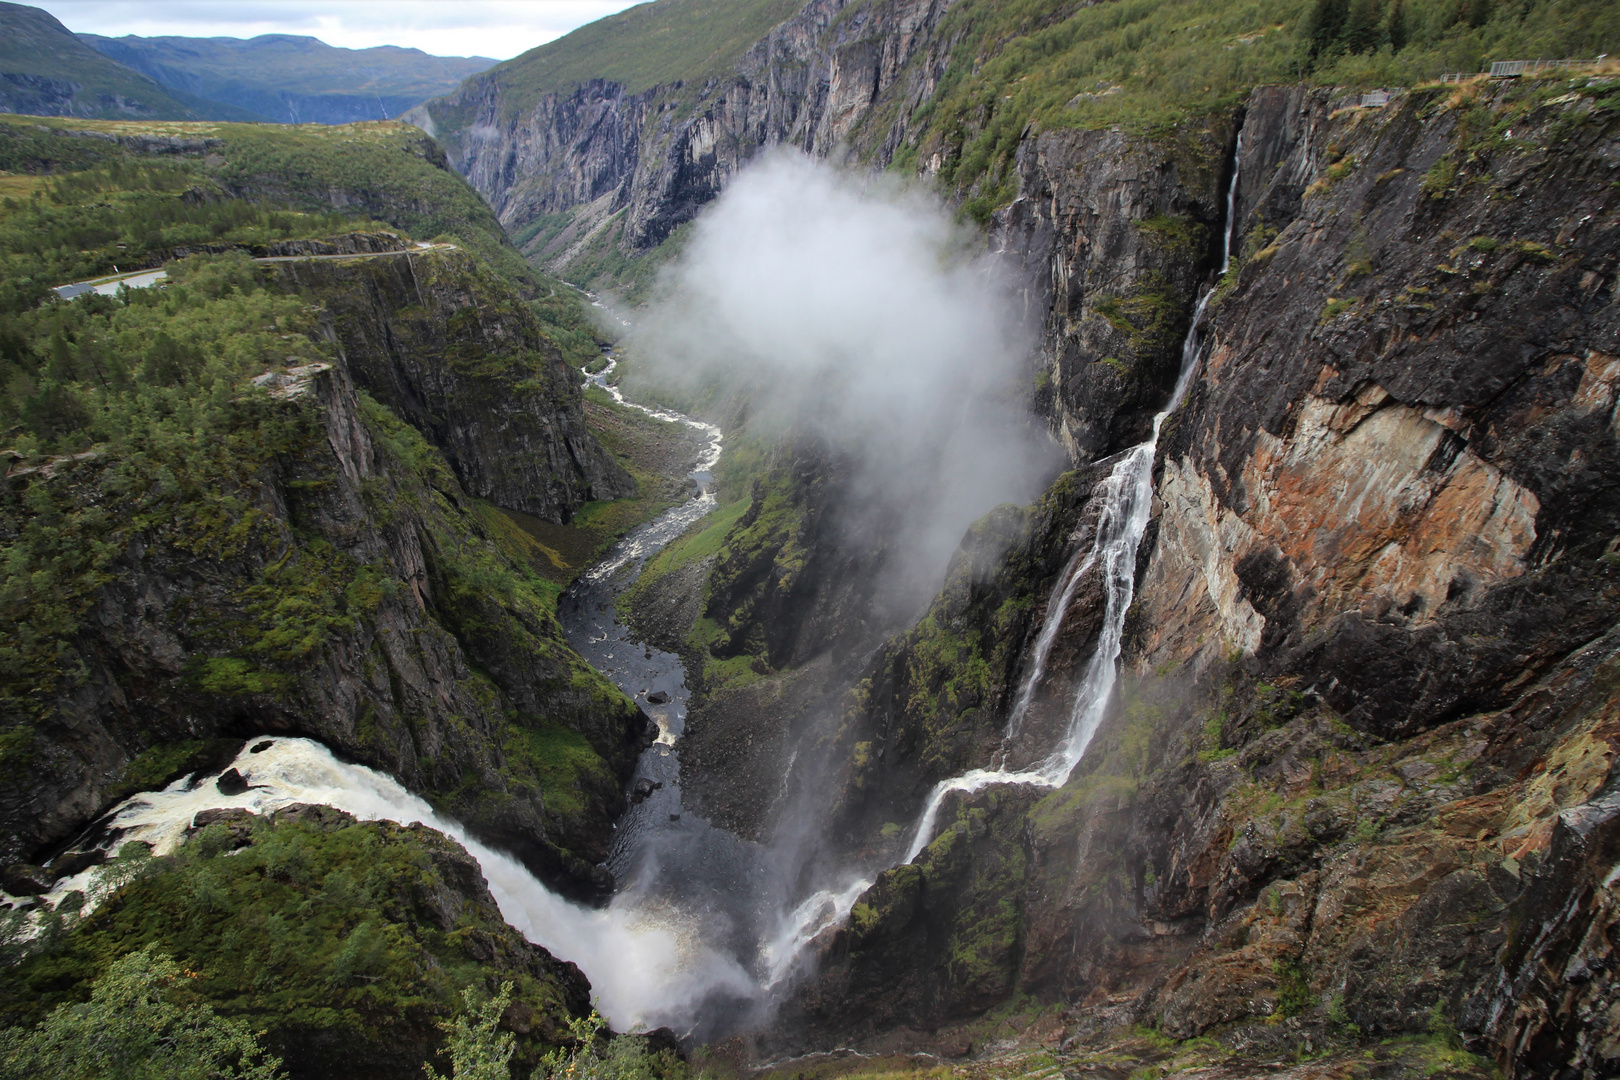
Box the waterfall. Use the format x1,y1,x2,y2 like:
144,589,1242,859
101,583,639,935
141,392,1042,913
902,128,1246,863
29,737,755,1033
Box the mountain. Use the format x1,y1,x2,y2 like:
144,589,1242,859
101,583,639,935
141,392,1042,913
404,0,1620,1075
78,32,497,125
408,0,1620,292
0,1,210,120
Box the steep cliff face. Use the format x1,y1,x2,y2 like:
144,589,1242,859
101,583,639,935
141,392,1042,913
405,0,957,272
271,248,634,523
3,329,646,903
990,126,1235,459
794,77,1620,1079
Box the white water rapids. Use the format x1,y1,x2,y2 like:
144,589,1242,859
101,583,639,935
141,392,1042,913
19,737,756,1032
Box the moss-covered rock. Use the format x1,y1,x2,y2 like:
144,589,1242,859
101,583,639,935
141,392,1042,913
0,805,590,1080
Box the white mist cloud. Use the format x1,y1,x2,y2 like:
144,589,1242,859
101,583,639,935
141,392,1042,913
632,150,1060,613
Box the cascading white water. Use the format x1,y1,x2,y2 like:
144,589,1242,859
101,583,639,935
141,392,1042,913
582,355,725,583
25,738,755,1033
902,130,1245,864
23,138,1247,1035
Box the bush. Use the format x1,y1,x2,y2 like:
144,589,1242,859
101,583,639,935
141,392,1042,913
0,947,286,1080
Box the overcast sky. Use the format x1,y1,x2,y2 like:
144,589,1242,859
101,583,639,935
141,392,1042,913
35,1,647,61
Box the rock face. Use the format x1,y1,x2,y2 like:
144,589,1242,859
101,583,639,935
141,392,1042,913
1,326,647,902
405,0,957,269
790,80,1620,1080
990,125,1237,459
271,247,634,523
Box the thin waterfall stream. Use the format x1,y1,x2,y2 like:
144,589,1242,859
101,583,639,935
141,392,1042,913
900,127,1247,864
18,129,1245,1041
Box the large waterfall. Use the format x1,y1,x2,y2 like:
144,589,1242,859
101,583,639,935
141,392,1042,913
26,131,1248,1042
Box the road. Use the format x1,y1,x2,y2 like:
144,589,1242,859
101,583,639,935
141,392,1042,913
50,242,455,301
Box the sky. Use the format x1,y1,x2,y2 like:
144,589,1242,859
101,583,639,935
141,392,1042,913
34,1,647,61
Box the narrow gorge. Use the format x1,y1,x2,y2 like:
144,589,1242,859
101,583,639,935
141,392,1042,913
2,1,1618,1079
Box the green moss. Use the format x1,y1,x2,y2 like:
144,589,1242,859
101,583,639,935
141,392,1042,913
1133,212,1209,255
1092,272,1185,369
0,814,582,1068
505,724,615,821
1273,958,1313,1018
1321,297,1356,321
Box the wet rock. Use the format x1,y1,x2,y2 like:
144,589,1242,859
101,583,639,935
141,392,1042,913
1,863,54,895
646,690,671,704
49,849,106,878
215,769,249,796
250,740,274,753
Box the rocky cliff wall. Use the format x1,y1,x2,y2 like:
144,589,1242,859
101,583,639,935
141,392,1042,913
2,337,647,903
791,77,1620,1080
270,248,634,523
405,0,957,270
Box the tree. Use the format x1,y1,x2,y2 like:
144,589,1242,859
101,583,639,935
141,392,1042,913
1343,0,1385,53
0,947,285,1080
424,982,516,1080
1304,0,1351,57
1386,0,1409,52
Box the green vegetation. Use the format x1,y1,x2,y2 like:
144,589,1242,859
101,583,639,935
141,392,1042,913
1092,272,1187,375
0,114,556,308
0,946,286,1080
425,982,516,1080
555,218,695,302
431,0,805,124
0,115,646,863
886,0,1617,213
0,253,349,720
534,1010,695,1080
1272,958,1313,1018
620,494,750,614
0,814,582,1073
0,3,205,121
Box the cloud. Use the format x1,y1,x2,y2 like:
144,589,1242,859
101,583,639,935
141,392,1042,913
631,150,1061,618
36,0,643,60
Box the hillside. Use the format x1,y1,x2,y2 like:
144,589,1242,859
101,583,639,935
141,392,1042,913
409,0,1620,290
0,1,208,120
80,33,496,125
0,113,692,1071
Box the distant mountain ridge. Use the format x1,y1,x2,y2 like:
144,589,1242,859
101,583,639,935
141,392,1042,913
0,1,495,124
79,32,496,125
0,1,215,120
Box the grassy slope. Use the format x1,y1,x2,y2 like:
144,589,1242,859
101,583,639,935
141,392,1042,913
0,114,605,363
882,0,1620,214
430,0,803,130
0,2,200,119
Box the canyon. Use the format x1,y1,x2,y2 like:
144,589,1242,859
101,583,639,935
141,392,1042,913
1,0,1618,1077
407,16,1620,1077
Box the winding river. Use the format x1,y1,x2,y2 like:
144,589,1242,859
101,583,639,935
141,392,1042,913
8,348,822,1038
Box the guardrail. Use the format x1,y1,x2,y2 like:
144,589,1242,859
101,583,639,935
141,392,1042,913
1439,56,1609,83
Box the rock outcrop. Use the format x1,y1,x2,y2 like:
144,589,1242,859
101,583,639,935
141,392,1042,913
271,246,634,523
405,0,958,271
2,326,647,903
793,78,1620,1080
